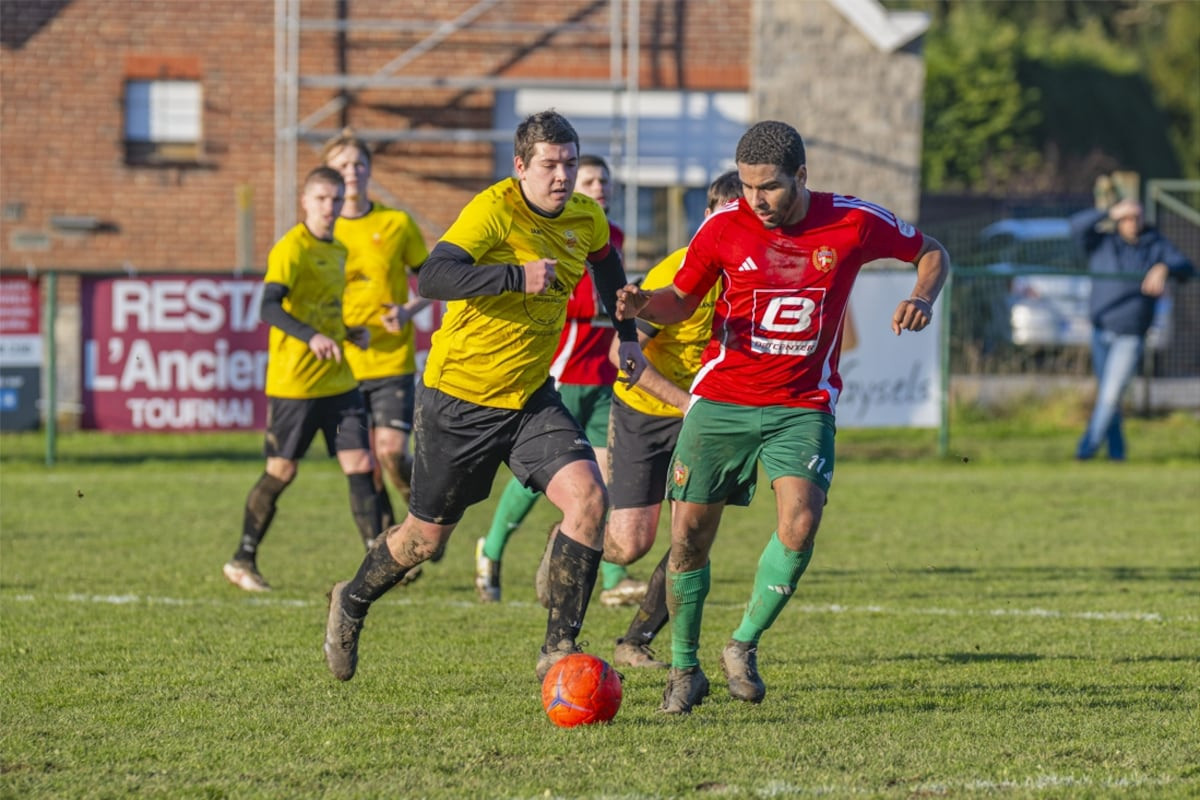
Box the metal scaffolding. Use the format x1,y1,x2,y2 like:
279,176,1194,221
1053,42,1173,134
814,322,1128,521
274,0,641,252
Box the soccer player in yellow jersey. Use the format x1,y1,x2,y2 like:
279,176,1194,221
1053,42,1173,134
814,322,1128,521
604,172,741,669
223,166,378,592
322,130,430,537
324,110,648,682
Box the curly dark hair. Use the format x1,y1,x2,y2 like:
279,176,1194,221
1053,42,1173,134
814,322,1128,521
734,121,806,174
514,110,580,166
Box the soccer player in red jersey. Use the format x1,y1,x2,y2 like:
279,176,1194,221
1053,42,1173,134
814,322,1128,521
616,120,951,713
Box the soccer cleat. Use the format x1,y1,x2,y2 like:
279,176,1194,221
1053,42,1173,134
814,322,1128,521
534,522,558,609
323,581,365,681
474,537,501,603
222,559,270,592
599,578,649,607
719,638,766,703
536,638,583,682
659,666,710,714
613,638,668,669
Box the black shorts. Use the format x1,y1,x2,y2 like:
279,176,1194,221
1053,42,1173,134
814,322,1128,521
358,374,415,432
606,393,683,509
408,379,595,525
264,389,371,460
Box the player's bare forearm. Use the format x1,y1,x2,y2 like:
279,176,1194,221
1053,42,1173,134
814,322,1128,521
892,236,951,335
633,364,690,413
615,285,697,325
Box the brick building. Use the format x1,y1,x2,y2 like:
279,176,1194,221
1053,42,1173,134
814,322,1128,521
1,0,929,423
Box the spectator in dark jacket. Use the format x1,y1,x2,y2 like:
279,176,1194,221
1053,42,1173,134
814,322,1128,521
1069,198,1193,460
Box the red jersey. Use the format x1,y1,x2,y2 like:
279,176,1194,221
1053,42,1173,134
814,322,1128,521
673,192,924,412
550,221,624,386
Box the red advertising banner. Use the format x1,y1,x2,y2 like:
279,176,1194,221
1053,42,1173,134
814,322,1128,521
81,276,268,431
80,274,443,432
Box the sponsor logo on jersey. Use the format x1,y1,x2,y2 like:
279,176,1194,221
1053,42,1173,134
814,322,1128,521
812,246,837,272
737,256,759,272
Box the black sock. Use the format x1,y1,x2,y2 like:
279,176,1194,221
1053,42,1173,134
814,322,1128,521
348,473,382,548
377,483,396,531
235,473,288,562
623,550,670,644
545,531,602,648
343,537,411,617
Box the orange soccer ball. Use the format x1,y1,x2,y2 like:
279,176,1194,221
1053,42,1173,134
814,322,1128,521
541,653,623,727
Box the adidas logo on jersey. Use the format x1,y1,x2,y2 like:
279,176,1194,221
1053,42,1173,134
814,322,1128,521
737,257,759,272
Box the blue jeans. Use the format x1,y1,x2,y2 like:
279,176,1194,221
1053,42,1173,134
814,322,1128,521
1077,328,1144,460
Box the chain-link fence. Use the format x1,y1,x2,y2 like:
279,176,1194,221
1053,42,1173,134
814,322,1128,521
922,184,1200,382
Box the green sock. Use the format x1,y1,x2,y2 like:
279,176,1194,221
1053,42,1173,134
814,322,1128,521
732,532,813,645
482,478,540,561
666,564,710,669
599,560,629,591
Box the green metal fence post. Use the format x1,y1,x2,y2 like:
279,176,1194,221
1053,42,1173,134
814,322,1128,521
44,271,57,467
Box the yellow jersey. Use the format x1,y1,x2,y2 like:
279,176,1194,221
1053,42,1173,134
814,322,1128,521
263,224,358,399
423,178,610,409
613,246,719,417
336,202,430,380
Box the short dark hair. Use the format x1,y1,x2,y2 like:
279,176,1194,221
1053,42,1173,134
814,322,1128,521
707,170,742,211
578,154,610,173
304,165,345,191
514,110,580,166
735,121,806,174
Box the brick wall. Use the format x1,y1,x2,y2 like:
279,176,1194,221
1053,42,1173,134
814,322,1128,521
1,0,751,274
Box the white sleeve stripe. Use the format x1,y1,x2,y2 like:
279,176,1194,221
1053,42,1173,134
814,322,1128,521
832,195,899,228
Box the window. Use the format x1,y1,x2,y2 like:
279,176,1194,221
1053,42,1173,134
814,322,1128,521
123,56,203,165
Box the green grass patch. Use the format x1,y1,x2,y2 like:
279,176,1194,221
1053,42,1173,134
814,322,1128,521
2,422,1198,799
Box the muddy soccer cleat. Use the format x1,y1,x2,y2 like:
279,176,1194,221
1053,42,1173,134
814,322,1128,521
222,559,270,592
599,578,649,607
613,638,668,669
719,638,766,703
474,537,501,603
659,666,710,714
536,639,583,682
323,581,365,681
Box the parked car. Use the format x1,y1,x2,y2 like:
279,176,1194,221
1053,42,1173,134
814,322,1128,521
978,218,1171,349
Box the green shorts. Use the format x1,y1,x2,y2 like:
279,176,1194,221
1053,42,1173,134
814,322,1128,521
667,398,836,506
557,382,612,446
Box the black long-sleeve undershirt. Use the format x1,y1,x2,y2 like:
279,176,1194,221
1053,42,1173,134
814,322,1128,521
418,241,637,343
260,282,318,342
418,242,524,300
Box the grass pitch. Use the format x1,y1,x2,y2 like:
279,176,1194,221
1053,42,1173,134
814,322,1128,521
1,416,1197,799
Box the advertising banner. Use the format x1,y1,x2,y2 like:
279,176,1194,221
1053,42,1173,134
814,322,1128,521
836,271,943,428
0,276,42,430
82,276,268,431
80,274,444,432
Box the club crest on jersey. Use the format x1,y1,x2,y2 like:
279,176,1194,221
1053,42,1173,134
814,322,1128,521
812,246,837,273
563,230,578,250
672,459,689,488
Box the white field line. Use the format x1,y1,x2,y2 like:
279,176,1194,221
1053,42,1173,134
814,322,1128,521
6,593,1195,624
525,772,1186,798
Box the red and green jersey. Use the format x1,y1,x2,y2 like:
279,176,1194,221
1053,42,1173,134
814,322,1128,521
337,202,429,380
263,224,357,399
674,192,924,412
